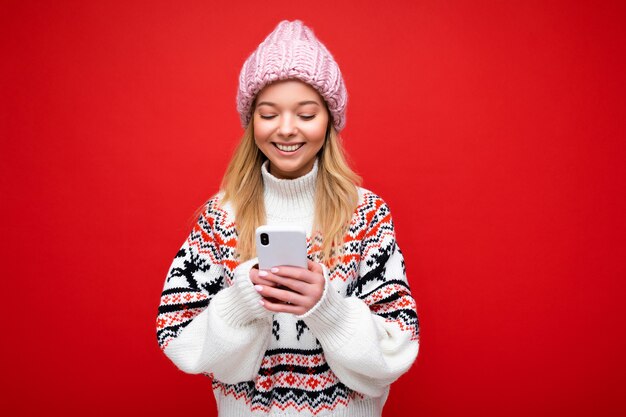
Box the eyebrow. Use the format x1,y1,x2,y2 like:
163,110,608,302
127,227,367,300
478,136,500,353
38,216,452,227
256,100,320,107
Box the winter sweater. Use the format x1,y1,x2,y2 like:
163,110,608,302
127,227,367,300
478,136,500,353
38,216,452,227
156,158,420,417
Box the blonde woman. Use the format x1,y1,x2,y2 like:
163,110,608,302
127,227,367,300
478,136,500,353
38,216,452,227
156,20,419,417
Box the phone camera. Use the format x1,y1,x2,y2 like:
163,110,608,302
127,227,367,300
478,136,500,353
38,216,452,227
260,233,269,246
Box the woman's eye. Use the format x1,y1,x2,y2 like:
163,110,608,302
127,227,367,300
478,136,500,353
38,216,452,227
258,114,315,120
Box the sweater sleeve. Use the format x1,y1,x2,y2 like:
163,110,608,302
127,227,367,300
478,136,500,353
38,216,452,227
156,200,273,384
295,197,420,397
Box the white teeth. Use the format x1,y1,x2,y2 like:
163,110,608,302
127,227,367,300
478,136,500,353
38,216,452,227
275,143,303,152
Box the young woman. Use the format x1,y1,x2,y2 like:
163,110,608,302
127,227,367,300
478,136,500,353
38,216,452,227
156,19,419,417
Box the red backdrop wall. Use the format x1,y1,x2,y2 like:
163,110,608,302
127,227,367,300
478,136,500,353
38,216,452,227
2,1,625,416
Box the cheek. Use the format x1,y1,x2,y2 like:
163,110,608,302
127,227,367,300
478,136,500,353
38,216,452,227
253,123,272,142
309,125,325,140
303,121,328,141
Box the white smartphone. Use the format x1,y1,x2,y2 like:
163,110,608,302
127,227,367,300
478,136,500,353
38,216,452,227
255,225,308,270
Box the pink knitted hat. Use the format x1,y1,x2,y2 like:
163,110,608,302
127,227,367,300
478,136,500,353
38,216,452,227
237,20,348,132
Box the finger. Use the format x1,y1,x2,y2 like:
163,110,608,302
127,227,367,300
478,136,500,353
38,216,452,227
256,271,308,294
251,277,278,287
260,295,283,304
268,265,316,284
259,297,305,315
249,269,277,287
254,285,306,306
307,260,324,274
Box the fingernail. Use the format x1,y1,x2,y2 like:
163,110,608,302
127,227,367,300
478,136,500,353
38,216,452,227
254,285,263,292
258,300,265,306
258,270,268,277
271,267,279,273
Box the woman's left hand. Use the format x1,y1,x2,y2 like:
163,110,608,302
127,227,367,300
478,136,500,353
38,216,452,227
254,260,325,315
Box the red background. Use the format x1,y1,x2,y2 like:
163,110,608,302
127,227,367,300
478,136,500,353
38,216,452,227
2,1,626,416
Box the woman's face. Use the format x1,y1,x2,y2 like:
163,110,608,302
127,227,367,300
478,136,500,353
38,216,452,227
253,79,330,179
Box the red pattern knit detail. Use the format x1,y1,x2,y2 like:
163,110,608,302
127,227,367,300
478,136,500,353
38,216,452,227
157,307,206,347
368,285,419,341
255,351,338,391
261,351,327,368
250,397,353,415
214,382,365,416
160,291,209,307
256,368,339,391
363,283,409,306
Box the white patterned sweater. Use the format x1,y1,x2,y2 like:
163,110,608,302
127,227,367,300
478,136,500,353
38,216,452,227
156,159,419,417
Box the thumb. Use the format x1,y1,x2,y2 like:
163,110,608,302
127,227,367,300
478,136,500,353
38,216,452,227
307,260,324,274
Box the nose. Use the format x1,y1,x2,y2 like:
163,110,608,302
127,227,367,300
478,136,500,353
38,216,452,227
277,114,297,138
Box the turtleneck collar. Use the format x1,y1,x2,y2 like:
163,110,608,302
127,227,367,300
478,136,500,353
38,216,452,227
261,158,318,221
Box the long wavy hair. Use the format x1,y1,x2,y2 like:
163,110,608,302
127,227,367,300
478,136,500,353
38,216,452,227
191,110,361,267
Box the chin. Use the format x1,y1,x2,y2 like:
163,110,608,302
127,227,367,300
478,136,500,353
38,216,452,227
270,158,299,170
274,163,301,174
271,160,310,177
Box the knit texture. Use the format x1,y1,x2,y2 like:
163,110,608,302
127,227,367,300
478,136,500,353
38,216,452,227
237,20,348,132
156,160,419,416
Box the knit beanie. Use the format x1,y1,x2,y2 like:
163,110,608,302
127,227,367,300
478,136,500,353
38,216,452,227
237,20,348,132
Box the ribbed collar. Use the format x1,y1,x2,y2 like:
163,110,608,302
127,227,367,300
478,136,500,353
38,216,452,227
261,158,318,220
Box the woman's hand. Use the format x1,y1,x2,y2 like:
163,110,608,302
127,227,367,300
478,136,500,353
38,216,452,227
249,265,281,304
252,260,325,315
249,264,275,287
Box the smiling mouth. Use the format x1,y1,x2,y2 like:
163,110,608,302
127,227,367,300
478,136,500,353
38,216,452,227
273,143,304,152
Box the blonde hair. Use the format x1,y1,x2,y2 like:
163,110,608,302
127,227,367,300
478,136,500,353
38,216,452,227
192,115,361,267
